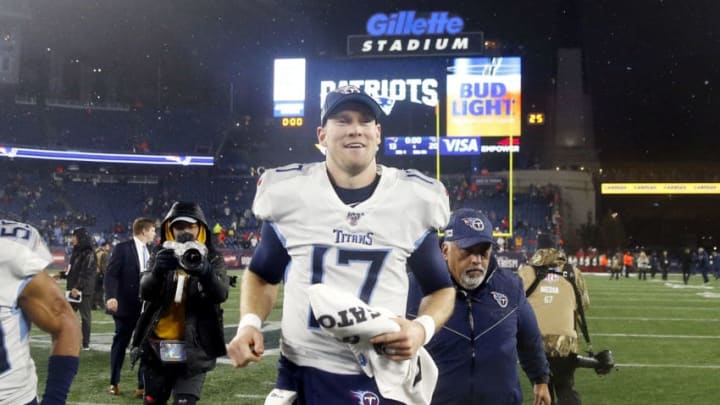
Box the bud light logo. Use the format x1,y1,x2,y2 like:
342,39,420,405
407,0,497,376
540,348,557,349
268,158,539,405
452,82,513,116
446,57,522,137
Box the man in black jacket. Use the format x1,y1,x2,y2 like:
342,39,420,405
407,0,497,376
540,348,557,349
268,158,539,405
131,202,229,405
105,217,156,397
66,227,96,350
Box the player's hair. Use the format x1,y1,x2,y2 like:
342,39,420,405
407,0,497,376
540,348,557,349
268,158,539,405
132,217,156,235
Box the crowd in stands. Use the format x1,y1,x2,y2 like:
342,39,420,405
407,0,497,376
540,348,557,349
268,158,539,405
1,102,227,155
444,172,563,246
2,100,564,258
1,160,561,259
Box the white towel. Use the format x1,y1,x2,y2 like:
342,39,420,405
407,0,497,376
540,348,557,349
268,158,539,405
264,388,297,405
308,284,438,405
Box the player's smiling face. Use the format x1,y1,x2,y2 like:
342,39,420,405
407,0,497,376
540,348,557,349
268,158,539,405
318,102,381,177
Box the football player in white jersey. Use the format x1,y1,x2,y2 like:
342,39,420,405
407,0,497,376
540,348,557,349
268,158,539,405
227,85,456,403
0,219,80,404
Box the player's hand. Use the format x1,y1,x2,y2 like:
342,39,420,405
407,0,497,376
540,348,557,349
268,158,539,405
533,383,551,405
152,249,178,274
226,326,265,368
186,257,211,278
106,298,118,313
70,288,81,299
369,317,425,361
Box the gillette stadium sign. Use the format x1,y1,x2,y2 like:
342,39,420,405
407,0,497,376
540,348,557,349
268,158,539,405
347,10,485,57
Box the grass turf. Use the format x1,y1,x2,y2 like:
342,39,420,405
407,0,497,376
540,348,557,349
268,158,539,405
31,270,720,404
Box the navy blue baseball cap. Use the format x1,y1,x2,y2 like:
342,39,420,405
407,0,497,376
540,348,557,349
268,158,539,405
321,85,384,125
444,208,495,249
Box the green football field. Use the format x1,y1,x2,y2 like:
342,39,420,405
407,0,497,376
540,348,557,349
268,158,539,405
31,270,720,404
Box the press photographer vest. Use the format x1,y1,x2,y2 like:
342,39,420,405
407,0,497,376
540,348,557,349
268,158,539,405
518,263,578,356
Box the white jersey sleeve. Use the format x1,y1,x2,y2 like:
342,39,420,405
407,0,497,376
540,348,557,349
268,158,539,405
252,162,314,222
0,220,50,403
0,220,51,307
251,163,451,374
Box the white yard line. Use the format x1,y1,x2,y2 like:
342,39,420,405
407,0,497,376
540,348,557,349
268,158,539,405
617,363,720,369
588,316,720,322
591,305,718,311
595,333,720,339
589,298,716,302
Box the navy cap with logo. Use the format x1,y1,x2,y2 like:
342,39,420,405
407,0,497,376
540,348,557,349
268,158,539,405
321,85,384,125
444,208,495,249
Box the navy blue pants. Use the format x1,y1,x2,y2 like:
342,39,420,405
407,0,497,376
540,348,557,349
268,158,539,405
110,314,143,388
275,355,405,405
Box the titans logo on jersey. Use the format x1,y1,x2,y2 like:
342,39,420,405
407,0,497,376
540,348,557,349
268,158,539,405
0,220,52,403
351,390,381,405
253,162,450,374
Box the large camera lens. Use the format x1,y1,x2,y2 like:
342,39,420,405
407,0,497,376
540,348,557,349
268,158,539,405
181,248,203,270
594,350,615,375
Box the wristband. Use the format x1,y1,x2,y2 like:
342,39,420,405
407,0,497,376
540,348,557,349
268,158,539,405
413,315,436,345
237,313,263,334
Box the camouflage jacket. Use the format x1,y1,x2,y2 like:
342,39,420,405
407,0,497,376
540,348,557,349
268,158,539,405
519,248,590,357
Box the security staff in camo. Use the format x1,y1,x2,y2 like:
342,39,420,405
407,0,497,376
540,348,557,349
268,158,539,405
518,233,590,405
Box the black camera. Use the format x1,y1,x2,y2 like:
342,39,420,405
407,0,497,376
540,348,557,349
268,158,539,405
162,236,208,273
575,349,616,375
178,245,204,271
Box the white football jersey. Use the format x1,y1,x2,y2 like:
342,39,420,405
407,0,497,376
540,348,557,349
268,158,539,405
253,162,449,374
0,220,52,403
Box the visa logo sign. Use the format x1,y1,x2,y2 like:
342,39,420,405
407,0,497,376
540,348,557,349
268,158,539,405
440,137,481,155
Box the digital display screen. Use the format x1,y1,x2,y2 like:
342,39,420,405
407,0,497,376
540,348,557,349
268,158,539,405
273,56,521,138
384,136,520,156
601,183,720,195
273,58,306,118
384,136,438,156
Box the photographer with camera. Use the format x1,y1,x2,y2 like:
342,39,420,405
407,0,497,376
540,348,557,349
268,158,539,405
518,234,592,405
130,202,229,405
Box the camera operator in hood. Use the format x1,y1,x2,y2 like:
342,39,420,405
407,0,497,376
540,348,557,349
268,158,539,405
131,201,229,405
518,234,590,405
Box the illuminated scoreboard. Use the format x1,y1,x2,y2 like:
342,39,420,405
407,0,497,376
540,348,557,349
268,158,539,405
280,117,304,127
385,136,437,155
272,56,522,138
273,58,306,127
384,136,519,156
